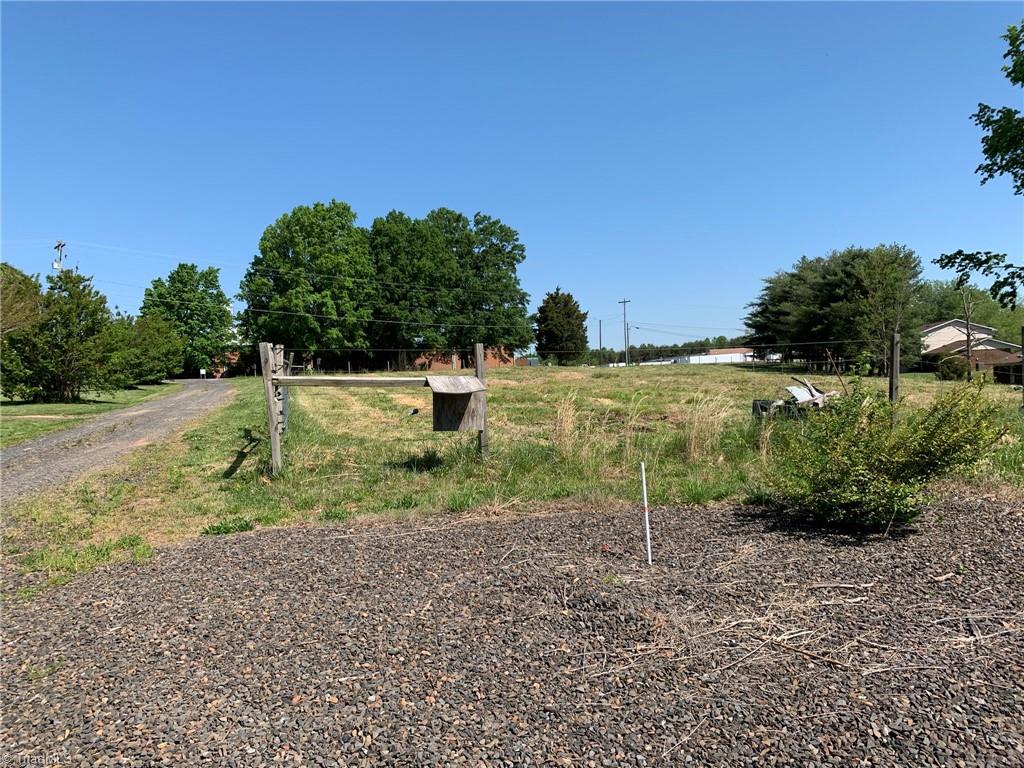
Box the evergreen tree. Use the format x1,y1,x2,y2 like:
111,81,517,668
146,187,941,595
535,287,588,364
1,270,113,402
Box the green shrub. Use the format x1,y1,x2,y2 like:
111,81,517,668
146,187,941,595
766,383,1007,530
936,356,969,381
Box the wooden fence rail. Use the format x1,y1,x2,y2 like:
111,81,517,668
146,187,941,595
258,342,489,475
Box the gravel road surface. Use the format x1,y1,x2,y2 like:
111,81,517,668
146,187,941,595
0,379,233,506
2,495,1021,766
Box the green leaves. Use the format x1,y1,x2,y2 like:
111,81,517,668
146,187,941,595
1,270,112,401
535,287,588,364
238,201,533,367
745,245,924,369
767,384,1007,530
141,263,233,375
972,21,1024,195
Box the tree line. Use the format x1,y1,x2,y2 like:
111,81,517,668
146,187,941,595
237,200,533,369
744,244,1023,371
0,263,233,403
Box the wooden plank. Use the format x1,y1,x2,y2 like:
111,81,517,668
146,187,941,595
424,375,485,394
475,342,489,457
271,375,425,388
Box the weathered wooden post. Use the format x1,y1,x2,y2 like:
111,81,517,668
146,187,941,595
475,342,489,457
259,342,284,474
889,333,900,404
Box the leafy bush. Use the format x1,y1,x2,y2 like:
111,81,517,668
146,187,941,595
936,355,969,381
766,383,1007,530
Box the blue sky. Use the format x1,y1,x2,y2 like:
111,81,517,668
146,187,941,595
3,2,1022,349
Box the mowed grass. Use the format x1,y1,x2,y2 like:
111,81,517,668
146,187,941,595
5,365,1022,592
0,382,183,448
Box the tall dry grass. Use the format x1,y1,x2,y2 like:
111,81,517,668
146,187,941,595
673,394,733,461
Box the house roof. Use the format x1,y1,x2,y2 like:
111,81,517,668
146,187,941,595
921,319,997,335
707,347,754,355
923,337,1022,357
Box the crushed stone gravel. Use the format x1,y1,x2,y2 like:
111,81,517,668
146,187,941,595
2,495,1022,766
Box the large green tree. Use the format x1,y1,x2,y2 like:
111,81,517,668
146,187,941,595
746,245,924,370
853,245,925,371
1,270,113,402
0,263,43,339
142,263,232,375
535,287,588,364
238,200,376,355
368,210,458,367
937,21,1023,308
425,208,533,355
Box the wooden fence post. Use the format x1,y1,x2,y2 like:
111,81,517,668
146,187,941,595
474,342,489,458
259,342,284,474
889,333,900,404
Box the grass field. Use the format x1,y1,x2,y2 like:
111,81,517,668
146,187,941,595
4,365,1022,593
0,382,183,448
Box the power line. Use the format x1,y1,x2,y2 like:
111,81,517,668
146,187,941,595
98,280,533,331
60,239,524,303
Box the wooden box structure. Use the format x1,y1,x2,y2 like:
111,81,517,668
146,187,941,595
259,342,489,475
424,375,486,431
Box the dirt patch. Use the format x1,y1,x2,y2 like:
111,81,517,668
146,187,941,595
389,392,431,409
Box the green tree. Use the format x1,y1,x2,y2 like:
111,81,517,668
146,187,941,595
974,22,1024,194
368,210,458,368
1,270,113,402
238,200,375,356
919,280,1024,342
100,314,185,387
936,22,1023,308
142,263,233,375
746,245,923,369
0,263,43,338
425,208,533,354
853,245,924,372
535,287,588,364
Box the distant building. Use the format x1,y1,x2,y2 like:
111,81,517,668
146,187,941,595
412,347,518,371
684,347,755,365
919,319,1021,377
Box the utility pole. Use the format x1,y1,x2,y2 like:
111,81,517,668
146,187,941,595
52,240,67,271
598,319,602,352
618,298,631,366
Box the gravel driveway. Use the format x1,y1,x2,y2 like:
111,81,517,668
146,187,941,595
2,496,1021,766
0,379,233,506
